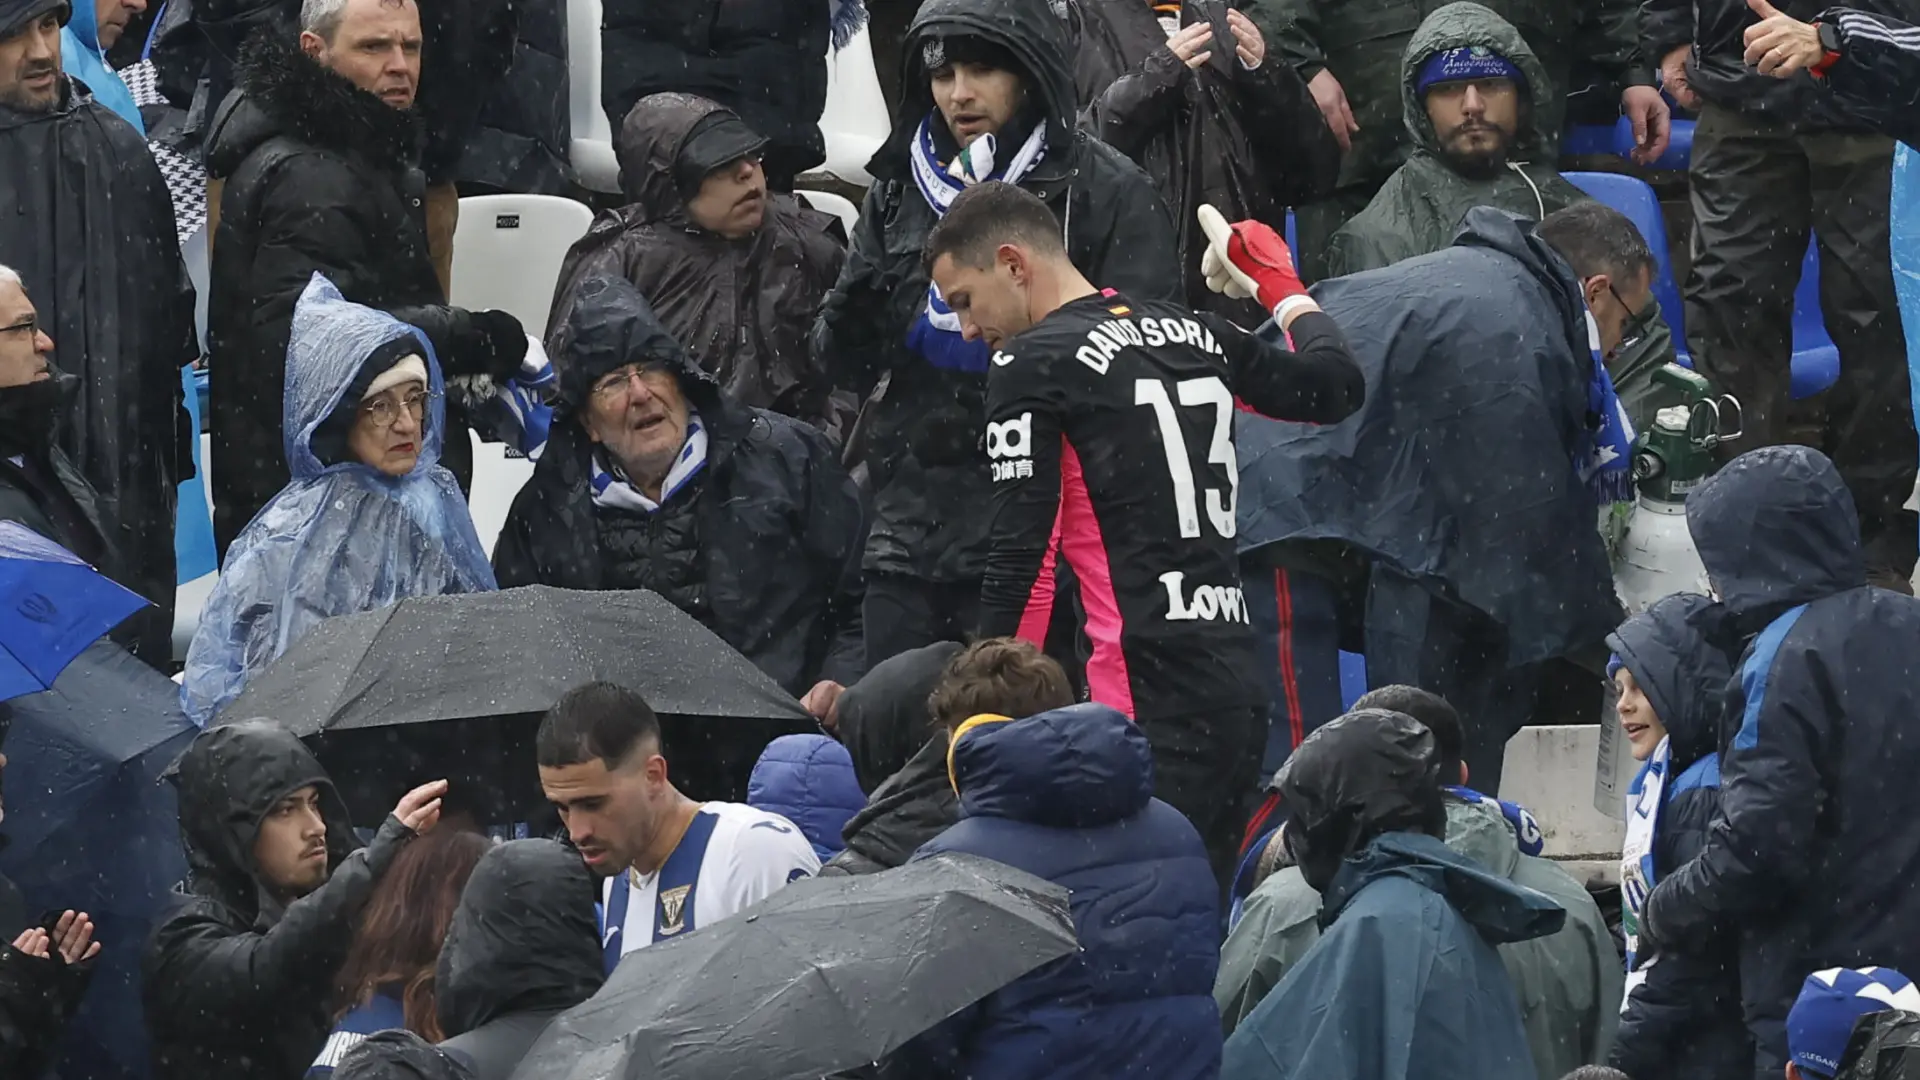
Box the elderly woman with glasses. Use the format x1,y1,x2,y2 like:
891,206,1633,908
181,275,497,725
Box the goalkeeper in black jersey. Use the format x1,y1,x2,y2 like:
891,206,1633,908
922,181,1363,878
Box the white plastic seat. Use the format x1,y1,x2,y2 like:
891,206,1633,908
567,0,621,193
449,194,596,337
797,189,860,235
817,23,890,186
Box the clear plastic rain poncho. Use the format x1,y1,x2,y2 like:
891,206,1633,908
180,275,497,725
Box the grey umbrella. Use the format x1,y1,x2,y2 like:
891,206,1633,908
220,586,813,820
509,853,1080,1080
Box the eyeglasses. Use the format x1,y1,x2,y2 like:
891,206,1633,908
1609,285,1656,346
0,318,36,338
591,364,664,403
358,389,431,431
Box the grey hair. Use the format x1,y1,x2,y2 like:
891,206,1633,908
0,265,19,290
299,0,351,39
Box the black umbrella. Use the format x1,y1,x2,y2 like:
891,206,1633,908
509,853,1081,1080
220,587,813,822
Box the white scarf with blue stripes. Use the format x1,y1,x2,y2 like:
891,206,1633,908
590,412,707,513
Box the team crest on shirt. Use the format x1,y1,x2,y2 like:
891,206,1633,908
658,885,691,937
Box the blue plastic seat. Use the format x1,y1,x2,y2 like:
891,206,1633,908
1564,171,1689,359
1790,238,1840,399
1564,123,1620,158
1338,650,1367,710
175,366,216,583
1610,114,1696,172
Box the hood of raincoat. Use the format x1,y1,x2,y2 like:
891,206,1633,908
748,734,867,862
615,92,750,226
875,0,1078,178
1686,445,1867,621
171,719,359,914
436,839,605,1038
835,642,963,793
548,275,721,416
1322,830,1566,944
59,3,142,134
177,275,497,726
829,734,960,874
1400,3,1554,162
948,703,1153,828
1606,593,1731,771
1277,709,1449,893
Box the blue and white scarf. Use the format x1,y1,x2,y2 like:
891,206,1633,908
1620,732,1669,1005
590,412,707,513
906,115,1049,373
1579,310,1637,506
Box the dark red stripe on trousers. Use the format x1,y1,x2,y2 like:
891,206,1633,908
1276,568,1304,750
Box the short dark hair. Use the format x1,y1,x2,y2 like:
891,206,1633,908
1351,685,1464,783
927,638,1074,730
921,181,1067,275
1536,201,1657,286
1558,1068,1634,1080
535,682,661,769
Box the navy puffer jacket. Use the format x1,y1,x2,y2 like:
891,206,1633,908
903,703,1221,1079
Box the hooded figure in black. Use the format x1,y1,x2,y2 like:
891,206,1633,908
144,720,420,1080
1640,446,1920,1077
813,0,1180,664
204,25,529,556
493,276,866,698
818,642,964,877
0,0,194,666
333,839,605,1080
1605,593,1749,1080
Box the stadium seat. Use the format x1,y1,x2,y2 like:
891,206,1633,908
449,194,596,338
1564,171,1689,358
1610,114,1696,172
175,366,216,585
797,189,860,235
1790,238,1841,399
816,23,890,187
565,0,620,194
1338,651,1366,710
1562,124,1619,158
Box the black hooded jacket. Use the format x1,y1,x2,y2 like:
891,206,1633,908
1605,594,1748,1080
0,67,192,665
1073,0,1339,322
1642,446,1920,1076
144,720,416,1080
818,642,964,877
205,34,526,555
493,276,866,695
814,0,1181,583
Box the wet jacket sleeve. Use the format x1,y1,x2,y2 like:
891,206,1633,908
145,817,414,1032
976,358,1068,642
813,183,899,395
1642,638,1826,948
1245,0,1326,78
1640,0,1695,63
804,431,868,686
1206,310,1364,424
1214,871,1323,1034
1083,46,1190,161
489,485,547,589
1082,170,1183,304
1817,9,1920,148
0,943,93,1077
1586,0,1655,88
1234,61,1343,204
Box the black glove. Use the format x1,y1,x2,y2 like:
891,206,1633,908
468,309,530,382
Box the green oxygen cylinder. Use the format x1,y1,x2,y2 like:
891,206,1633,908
1614,364,1742,613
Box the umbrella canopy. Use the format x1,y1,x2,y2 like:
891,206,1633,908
509,853,1080,1080
0,639,196,1079
0,521,148,700
221,587,814,821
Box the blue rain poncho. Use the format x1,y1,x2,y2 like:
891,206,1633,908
180,275,496,724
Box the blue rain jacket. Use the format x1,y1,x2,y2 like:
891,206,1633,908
1222,830,1563,1080
60,10,142,133
902,703,1223,1080
748,733,867,861
180,275,495,724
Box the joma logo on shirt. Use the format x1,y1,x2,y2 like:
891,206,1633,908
1159,571,1249,623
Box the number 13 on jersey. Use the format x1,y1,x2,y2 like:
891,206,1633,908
1134,376,1238,539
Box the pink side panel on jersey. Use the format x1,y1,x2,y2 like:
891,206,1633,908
1055,438,1137,721
1014,497,1063,644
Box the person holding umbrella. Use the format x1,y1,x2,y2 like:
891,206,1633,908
180,273,498,726
144,720,448,1080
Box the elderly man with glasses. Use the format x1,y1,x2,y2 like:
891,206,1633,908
495,275,866,725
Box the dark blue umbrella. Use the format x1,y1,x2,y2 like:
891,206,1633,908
0,522,148,700
0,639,196,1080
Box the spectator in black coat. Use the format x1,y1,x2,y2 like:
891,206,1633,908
1605,594,1749,1080
598,0,867,189
143,721,447,1080
1744,0,1920,151
493,275,866,704
204,0,529,556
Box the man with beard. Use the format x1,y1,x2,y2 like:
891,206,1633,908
204,0,531,556
1323,3,1588,278
0,0,193,667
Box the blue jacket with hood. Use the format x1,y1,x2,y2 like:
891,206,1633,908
1642,445,1920,1077
902,703,1222,1080
180,274,496,724
1221,830,1563,1080
748,733,867,862
1606,593,1749,1080
60,3,143,133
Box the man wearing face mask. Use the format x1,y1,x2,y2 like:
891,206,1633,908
549,93,847,439
496,275,866,709
815,0,1180,670
1220,709,1564,1080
